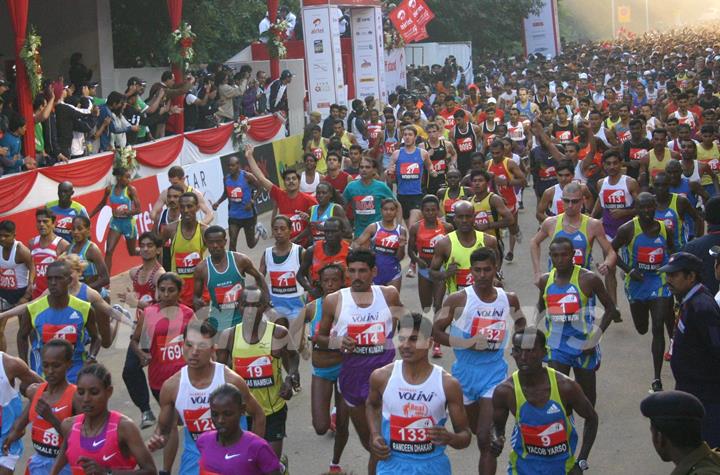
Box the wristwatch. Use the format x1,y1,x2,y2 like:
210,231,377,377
577,459,589,471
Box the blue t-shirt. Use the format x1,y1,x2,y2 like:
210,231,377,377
343,179,395,237
0,132,23,174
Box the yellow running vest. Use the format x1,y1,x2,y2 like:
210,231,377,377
446,230,486,293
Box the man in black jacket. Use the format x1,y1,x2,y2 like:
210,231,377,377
682,196,720,295
660,252,720,448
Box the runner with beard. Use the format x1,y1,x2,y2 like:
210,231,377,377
422,123,457,195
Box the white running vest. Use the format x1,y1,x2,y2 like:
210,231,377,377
334,286,393,356
175,362,226,442
453,286,510,352
264,244,303,298
0,241,29,289
598,175,634,210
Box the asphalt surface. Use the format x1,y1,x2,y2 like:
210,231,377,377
6,188,673,474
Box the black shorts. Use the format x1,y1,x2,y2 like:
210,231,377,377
398,194,423,220
229,214,257,228
0,287,27,306
249,404,287,442
151,388,161,403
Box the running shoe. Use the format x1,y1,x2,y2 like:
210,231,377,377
406,262,416,278
518,202,524,210
328,464,344,474
330,406,337,432
515,230,523,244
256,222,269,240
141,410,156,429
280,454,289,475
432,343,443,358
650,379,663,393
504,252,514,262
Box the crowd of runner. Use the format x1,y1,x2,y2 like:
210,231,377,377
0,26,719,475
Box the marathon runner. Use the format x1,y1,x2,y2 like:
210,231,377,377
611,192,675,393
148,320,266,475
217,287,299,465
537,237,619,405
491,328,599,474
118,232,164,428
212,155,263,251
620,118,651,181
67,216,109,294
3,339,76,475
298,217,350,299
317,249,404,474
433,247,525,473
159,192,208,308
155,183,183,272
468,169,514,257
88,167,140,275
0,220,33,352
301,264,349,474
640,128,680,188
29,209,70,299
194,225,267,331
430,201,500,311
535,160,594,223
343,156,398,238
422,123,457,197
665,159,707,242
367,313,472,474
531,182,616,283
449,110,482,176
653,172,703,250
307,182,350,243
17,260,101,383
196,384,284,475
46,182,88,244
53,363,157,475
437,169,471,228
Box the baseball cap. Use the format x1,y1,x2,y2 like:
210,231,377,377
87,81,100,89
657,252,703,274
709,245,720,258
280,69,293,80
641,390,705,420
487,97,497,104
127,77,146,87
578,73,588,80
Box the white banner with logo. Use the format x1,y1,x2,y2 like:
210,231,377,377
385,48,407,95
156,158,226,226
303,7,344,116
522,0,561,58
351,8,382,102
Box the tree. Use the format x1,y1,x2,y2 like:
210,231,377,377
422,0,545,58
111,0,299,68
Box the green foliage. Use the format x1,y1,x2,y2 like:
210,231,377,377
422,0,545,58
111,0,299,68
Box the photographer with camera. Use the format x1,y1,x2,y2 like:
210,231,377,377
184,71,219,131
215,69,245,124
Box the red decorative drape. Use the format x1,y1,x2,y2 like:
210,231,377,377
134,135,184,167
166,0,184,134
268,0,279,79
6,0,35,158
0,170,37,213
39,153,114,186
185,123,234,154
246,114,284,142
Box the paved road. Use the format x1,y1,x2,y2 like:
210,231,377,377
7,189,673,474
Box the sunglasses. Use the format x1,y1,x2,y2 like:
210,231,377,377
562,198,582,204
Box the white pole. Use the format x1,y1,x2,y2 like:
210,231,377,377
645,0,650,33
611,0,616,39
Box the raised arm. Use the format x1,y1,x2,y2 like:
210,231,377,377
244,144,274,192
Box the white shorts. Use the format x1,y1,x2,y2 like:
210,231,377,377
0,454,20,470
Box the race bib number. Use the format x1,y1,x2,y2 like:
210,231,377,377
353,195,376,216
555,130,572,142
474,210,491,227
709,159,720,172
546,293,581,323
290,214,306,236
400,162,421,180
384,142,398,155
183,407,215,440
470,316,507,351
270,270,298,295
618,130,631,143
234,355,274,388
602,189,627,209
457,137,474,153
455,269,474,288
214,283,243,310
0,268,17,289
32,426,61,456
347,322,386,355
389,415,435,454
629,148,647,161
432,160,446,173
572,248,585,266
157,335,184,362
637,246,664,271
42,323,79,344
520,420,569,457
174,251,201,276
656,217,675,233
538,167,556,179
55,216,74,232
110,203,129,216
227,186,243,203
312,147,323,160
554,200,565,214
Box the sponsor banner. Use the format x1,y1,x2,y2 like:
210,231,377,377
522,0,561,58
351,8,382,101
389,0,435,44
157,158,225,226
375,7,389,104
385,48,407,93
303,7,344,116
